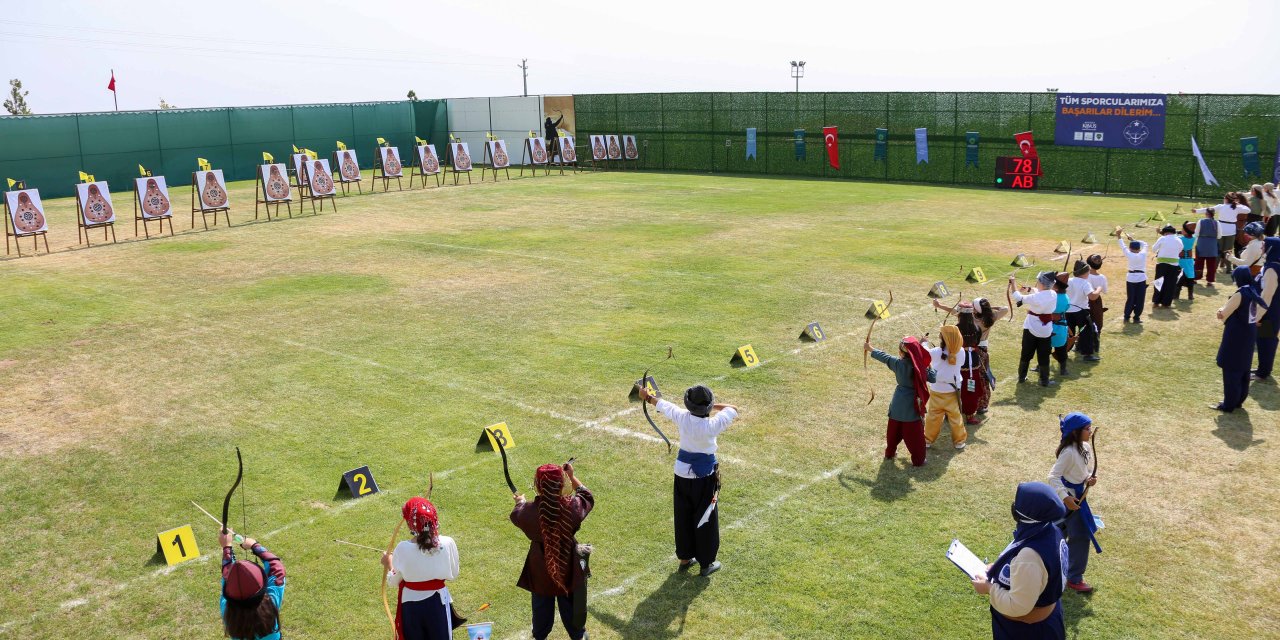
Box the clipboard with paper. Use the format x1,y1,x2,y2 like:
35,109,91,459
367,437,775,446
947,539,987,579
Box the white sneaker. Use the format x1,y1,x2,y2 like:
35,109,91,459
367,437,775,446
954,442,967,450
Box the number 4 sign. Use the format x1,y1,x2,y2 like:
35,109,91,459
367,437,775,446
338,465,380,499
475,422,517,453
156,525,200,566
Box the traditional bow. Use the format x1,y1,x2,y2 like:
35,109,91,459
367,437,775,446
382,474,435,640
862,290,893,405
1062,242,1073,273
220,447,243,536
639,348,674,453
489,428,519,495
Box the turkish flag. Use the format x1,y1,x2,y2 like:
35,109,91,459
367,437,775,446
1014,131,1037,159
822,126,839,170
107,72,116,92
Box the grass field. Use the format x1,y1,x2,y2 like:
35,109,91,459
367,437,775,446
1,169,1276,640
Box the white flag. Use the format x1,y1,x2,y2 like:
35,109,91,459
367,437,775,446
697,494,718,528
1191,136,1219,186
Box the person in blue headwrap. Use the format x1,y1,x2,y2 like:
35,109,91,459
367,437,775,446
1252,237,1280,381
1047,413,1100,594
971,482,1068,640
1214,266,1270,411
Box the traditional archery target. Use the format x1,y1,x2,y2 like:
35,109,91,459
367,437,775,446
380,146,403,177
529,138,548,165
6,189,47,234
606,134,622,160
488,140,510,169
560,135,577,163
590,135,606,161
260,163,291,202
76,181,116,225
309,159,336,196
136,176,173,219
292,153,310,185
623,135,639,160
195,170,228,210
416,144,441,175
337,150,361,182
453,142,473,171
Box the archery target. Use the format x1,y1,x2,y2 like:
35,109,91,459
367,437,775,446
590,135,606,161
417,145,441,175
6,189,47,234
76,181,116,225
292,153,310,186
136,176,173,219
195,170,228,210
309,159,336,196
560,136,577,163
260,164,291,202
529,138,548,165
606,134,622,160
489,140,510,169
623,135,639,160
381,146,403,177
337,150,361,182
453,142,472,171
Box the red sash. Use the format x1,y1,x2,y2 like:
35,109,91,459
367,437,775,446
395,579,447,639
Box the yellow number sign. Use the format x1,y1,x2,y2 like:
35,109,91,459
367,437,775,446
157,525,200,566
484,422,516,450
732,344,760,367
966,267,988,284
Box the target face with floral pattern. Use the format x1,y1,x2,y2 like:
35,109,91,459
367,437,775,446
590,135,607,161
76,182,116,224
6,189,48,234
560,136,577,163
623,135,639,160
196,170,229,210
309,159,336,196
606,135,622,160
453,143,472,171
417,145,441,175
136,176,172,219
261,164,292,202
489,140,510,169
338,150,361,182
382,147,403,177
292,154,310,186
530,139,548,165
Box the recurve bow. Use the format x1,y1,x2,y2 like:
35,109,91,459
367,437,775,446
639,347,674,453
863,290,894,405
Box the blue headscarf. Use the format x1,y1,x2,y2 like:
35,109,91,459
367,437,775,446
1265,237,1280,266
1059,412,1092,439
1011,481,1067,543
1233,266,1268,310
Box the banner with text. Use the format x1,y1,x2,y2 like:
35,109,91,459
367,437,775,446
1240,136,1260,178
745,128,757,160
965,132,980,167
1054,93,1166,150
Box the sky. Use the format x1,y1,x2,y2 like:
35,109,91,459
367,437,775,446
1,0,1276,115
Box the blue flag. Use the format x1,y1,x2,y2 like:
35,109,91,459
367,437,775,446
1242,136,1261,178
794,129,806,161
873,128,887,161
746,128,757,160
965,132,980,167
915,128,928,164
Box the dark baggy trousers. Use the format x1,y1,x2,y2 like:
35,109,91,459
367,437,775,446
674,473,719,570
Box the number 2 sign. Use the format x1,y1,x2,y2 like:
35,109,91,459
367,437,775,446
338,465,380,499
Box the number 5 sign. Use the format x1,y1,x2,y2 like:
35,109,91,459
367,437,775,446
475,422,517,453
730,344,760,368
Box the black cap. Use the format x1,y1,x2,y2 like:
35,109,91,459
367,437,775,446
683,385,714,417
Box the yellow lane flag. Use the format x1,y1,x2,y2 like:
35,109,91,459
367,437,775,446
376,137,387,146
529,130,537,138
292,144,300,153
197,157,211,171
336,140,347,150
415,136,426,146
138,164,150,177
5,178,16,189
78,170,91,183
262,151,274,163
305,149,317,160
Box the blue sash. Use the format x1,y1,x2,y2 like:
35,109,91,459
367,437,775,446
1061,477,1102,553
676,450,717,477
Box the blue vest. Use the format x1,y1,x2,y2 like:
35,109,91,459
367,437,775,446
1196,219,1219,257
987,524,1067,640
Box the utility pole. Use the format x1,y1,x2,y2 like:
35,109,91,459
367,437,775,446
790,61,806,93
518,59,529,97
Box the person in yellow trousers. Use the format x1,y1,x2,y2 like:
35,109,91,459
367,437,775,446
923,325,968,450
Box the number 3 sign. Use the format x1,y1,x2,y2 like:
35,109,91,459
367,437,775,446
475,422,517,453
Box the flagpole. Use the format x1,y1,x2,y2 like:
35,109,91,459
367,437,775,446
111,68,117,111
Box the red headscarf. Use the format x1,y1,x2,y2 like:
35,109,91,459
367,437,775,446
534,464,575,593
402,497,439,546
900,336,932,417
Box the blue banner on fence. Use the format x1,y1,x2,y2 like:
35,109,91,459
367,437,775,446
794,129,805,161
874,128,887,161
746,128,757,160
1241,136,1260,178
915,128,928,164
965,132,980,167
1054,93,1166,150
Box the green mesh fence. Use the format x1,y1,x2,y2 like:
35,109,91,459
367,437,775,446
0,100,446,197
575,92,1280,198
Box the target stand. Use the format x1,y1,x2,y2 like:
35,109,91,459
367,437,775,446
75,188,117,247
447,143,473,186
481,142,511,182
190,172,232,230
253,170,294,222
371,146,404,193
550,137,579,175
333,150,364,196
519,137,550,177
3,196,50,256
132,181,174,239
302,163,336,215
411,153,444,189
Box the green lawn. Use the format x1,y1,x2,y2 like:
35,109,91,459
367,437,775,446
1,170,1276,639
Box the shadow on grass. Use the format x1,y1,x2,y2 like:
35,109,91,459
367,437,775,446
1062,591,1097,639
1212,411,1264,450
1250,377,1278,410
590,571,709,640
990,377,1062,411
839,418,983,502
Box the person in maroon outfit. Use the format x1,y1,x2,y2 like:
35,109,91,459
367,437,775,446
510,462,594,640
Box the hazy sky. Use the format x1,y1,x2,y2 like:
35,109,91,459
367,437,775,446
1,0,1275,115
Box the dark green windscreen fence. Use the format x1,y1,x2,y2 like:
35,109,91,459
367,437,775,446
0,100,446,197
575,92,1280,198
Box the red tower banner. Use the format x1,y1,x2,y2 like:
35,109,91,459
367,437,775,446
823,126,839,170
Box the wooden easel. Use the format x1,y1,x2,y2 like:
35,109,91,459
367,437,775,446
551,137,578,175
133,180,174,239
302,161,336,215
411,146,444,189
254,166,294,222
589,136,608,172
482,141,511,182
447,142,473,186
190,172,232,230
75,185,117,247
333,150,364,195
3,195,50,256
519,137,550,177
372,146,404,192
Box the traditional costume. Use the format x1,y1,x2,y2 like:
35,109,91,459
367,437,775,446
1047,413,1100,594
924,325,968,448
954,305,991,422
1119,237,1149,323
1192,200,1247,268
1012,272,1060,386
655,385,737,576
1227,222,1267,277
221,540,286,640
1193,209,1220,285
1085,255,1109,355
1214,267,1269,412
1049,275,1070,377
1251,237,1280,381
982,482,1067,640
972,297,1009,413
511,464,594,640
1151,225,1183,308
1178,223,1197,300
387,498,460,640
1065,261,1099,360
870,336,934,466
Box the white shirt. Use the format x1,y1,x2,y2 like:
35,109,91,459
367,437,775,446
1151,234,1183,261
1227,238,1264,267
924,345,963,393
388,535,460,603
656,398,738,478
1087,272,1108,295
1119,238,1148,283
1011,287,1057,338
1047,443,1093,500
1066,277,1094,312
989,547,1050,619
1263,192,1279,216
1196,203,1248,235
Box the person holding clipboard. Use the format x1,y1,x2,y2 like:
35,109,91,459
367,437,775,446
969,482,1068,639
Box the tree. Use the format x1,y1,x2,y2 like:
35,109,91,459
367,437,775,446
4,79,32,115
158,97,176,110
407,90,418,102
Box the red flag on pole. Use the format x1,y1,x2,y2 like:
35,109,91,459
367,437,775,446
107,72,116,92
822,126,839,170
1014,131,1037,159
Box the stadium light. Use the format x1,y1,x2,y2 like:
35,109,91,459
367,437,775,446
790,60,806,93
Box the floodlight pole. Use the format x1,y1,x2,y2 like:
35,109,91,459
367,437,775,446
790,60,806,93
519,59,529,97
